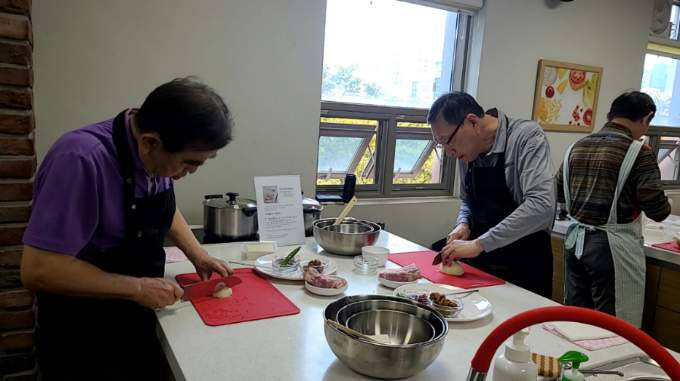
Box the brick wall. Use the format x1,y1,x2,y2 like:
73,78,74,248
0,0,36,380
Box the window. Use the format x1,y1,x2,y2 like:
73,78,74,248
644,131,680,187
317,0,471,197
642,5,680,187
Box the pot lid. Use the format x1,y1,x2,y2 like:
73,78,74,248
204,192,257,212
302,196,323,212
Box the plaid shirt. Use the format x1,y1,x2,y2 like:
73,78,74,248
556,122,670,225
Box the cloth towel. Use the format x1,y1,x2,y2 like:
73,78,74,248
542,323,628,351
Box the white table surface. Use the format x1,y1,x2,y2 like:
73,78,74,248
157,231,677,381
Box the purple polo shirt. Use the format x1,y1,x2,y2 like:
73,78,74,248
23,109,173,257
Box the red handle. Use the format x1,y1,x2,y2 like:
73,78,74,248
470,306,680,379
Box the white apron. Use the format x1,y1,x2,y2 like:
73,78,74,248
562,137,645,327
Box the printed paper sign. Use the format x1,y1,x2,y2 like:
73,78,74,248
254,175,305,246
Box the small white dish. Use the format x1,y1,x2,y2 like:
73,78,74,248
305,276,348,296
393,283,493,323
255,253,337,281
377,276,418,289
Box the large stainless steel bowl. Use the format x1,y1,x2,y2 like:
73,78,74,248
313,218,381,255
324,295,448,379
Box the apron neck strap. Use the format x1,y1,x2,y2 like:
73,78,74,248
607,139,643,224
562,142,577,212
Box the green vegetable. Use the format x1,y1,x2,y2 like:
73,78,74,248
280,246,301,266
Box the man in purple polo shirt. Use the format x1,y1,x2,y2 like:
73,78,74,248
21,77,234,380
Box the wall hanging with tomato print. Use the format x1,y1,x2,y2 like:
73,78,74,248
532,59,602,132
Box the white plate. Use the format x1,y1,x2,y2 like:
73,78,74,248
393,283,493,323
254,253,337,281
305,276,348,296
377,275,419,289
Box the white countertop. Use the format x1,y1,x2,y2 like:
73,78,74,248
157,231,677,381
552,217,680,267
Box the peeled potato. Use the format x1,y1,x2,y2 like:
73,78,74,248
213,287,233,298
439,261,465,276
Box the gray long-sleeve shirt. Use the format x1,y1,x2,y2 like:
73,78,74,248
456,109,556,252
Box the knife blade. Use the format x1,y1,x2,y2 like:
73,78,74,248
180,276,242,301
431,251,443,266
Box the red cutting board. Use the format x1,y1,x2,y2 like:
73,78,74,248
388,250,505,289
652,241,680,254
176,268,299,326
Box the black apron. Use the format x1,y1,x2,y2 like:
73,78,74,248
463,115,553,299
35,110,176,380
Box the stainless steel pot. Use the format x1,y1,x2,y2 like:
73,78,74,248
313,218,381,255
203,192,258,240
302,196,323,236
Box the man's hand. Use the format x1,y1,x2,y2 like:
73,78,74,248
190,249,234,281
447,223,471,244
441,239,483,264
132,278,184,309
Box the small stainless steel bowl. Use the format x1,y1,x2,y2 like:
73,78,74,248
313,218,381,256
345,309,435,345
323,223,374,234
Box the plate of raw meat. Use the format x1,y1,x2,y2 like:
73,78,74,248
377,263,422,289
304,267,348,296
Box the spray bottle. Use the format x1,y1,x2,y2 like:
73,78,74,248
559,351,589,381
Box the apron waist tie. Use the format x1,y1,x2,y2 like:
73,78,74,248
565,220,603,259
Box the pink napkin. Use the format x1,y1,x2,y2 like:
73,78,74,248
542,323,628,351
164,246,188,263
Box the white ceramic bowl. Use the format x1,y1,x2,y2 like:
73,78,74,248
305,276,348,296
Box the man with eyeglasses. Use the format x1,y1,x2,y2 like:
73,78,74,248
556,91,670,326
429,92,555,298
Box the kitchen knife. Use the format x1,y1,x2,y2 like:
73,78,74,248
180,276,242,301
431,251,443,266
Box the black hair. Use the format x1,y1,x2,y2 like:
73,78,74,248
427,92,484,125
136,76,233,153
607,91,656,123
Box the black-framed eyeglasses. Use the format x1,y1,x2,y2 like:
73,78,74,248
434,119,464,149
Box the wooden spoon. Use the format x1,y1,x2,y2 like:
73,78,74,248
333,196,358,225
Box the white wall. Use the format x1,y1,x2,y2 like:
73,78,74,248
32,0,326,225
472,0,653,167
32,0,654,248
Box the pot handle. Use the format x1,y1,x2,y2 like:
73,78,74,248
226,192,239,204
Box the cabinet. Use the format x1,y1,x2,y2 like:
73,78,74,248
550,234,680,352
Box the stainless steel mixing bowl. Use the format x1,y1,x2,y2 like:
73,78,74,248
345,309,435,345
313,218,381,255
324,295,448,379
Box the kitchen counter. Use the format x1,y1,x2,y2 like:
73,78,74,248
157,231,679,381
553,218,680,268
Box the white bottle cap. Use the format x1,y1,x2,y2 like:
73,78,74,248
505,328,531,362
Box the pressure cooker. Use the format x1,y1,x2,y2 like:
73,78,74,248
203,192,323,239
203,192,258,240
